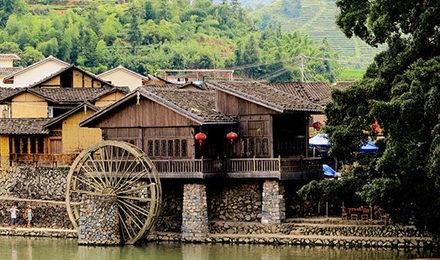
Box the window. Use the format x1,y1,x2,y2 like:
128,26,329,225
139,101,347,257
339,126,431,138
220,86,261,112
161,140,167,156
47,106,54,118
174,139,180,157
154,140,160,156
167,140,173,156
181,140,187,157
248,121,265,136
147,140,153,156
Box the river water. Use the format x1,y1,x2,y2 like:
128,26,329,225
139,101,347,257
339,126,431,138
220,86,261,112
0,237,437,260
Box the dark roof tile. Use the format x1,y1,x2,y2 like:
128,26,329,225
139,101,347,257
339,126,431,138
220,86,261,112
207,81,322,113
0,118,50,135
0,67,23,77
269,82,352,106
139,87,236,123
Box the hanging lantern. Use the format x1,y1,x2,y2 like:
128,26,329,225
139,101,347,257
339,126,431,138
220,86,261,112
371,120,382,135
312,122,322,131
226,131,238,144
194,132,207,147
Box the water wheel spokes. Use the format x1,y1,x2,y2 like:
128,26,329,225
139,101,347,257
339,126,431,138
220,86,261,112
66,141,161,245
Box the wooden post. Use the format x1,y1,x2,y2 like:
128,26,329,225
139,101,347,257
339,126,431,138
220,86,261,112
35,138,39,154
27,137,31,154
253,156,256,172
19,138,23,154
43,138,48,154
11,137,15,154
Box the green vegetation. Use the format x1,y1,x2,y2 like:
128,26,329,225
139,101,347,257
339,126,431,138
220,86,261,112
338,68,365,81
251,0,384,69
319,0,440,237
0,0,340,82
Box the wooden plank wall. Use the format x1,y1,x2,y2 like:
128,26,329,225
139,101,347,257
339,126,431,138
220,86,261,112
215,91,276,116
94,98,198,128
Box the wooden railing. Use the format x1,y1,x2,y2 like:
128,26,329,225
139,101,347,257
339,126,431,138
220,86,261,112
226,157,281,173
8,154,322,177
10,153,78,166
226,157,322,174
152,158,222,174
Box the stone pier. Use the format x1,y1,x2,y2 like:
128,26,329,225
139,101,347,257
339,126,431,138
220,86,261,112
182,183,209,240
78,195,121,245
261,180,285,224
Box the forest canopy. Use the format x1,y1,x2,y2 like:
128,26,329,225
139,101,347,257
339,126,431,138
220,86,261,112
0,0,338,82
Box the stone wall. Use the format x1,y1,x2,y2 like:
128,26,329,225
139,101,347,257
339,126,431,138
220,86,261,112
182,183,209,240
208,180,262,222
154,182,183,233
0,166,72,229
78,195,120,245
261,180,285,224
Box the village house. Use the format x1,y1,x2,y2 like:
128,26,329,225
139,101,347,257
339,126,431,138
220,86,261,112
97,65,171,91
0,65,128,169
80,80,323,235
0,54,22,88
2,55,70,88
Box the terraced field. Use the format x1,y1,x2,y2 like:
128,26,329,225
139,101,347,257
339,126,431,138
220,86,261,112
252,0,385,69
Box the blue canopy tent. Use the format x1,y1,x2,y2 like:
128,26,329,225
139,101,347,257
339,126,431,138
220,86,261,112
322,164,336,177
309,134,378,153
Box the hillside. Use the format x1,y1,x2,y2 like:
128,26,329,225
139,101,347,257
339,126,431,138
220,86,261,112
251,0,384,69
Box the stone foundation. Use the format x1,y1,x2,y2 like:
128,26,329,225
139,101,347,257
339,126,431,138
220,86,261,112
208,180,261,222
261,180,285,224
78,195,120,245
182,183,209,240
154,182,183,232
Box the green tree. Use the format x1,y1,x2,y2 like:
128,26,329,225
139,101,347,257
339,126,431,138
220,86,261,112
241,35,261,78
127,1,143,53
144,0,155,21
0,0,27,27
324,0,440,236
20,46,44,66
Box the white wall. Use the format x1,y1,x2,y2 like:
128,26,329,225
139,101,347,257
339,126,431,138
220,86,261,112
99,70,143,91
11,60,68,87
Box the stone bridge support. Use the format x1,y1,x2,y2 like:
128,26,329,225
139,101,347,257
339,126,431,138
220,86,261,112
78,195,121,245
182,183,209,240
261,180,285,224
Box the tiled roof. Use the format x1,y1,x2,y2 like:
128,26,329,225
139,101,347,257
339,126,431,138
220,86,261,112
206,81,322,113
0,88,20,100
44,102,99,129
0,118,50,135
269,82,352,106
31,88,118,104
0,87,128,105
0,54,20,60
139,87,236,123
0,67,23,77
3,55,69,81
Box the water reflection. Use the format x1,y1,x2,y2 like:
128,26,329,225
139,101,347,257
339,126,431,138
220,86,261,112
0,237,436,260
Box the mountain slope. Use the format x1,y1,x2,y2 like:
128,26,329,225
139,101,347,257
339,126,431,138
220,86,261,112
251,0,384,68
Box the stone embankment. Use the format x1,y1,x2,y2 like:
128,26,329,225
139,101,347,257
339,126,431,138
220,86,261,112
0,227,77,238
0,166,72,229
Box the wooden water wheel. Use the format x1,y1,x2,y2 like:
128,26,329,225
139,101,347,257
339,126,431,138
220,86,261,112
66,141,161,244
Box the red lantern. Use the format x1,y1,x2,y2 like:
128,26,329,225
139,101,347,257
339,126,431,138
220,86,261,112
194,132,207,147
226,131,238,144
312,122,322,131
371,120,382,135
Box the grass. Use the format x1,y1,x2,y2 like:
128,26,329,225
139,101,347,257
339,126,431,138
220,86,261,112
338,68,365,82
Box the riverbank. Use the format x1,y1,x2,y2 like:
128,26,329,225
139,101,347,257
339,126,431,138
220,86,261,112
0,224,433,249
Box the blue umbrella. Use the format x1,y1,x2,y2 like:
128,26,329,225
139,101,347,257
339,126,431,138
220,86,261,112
323,164,336,177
